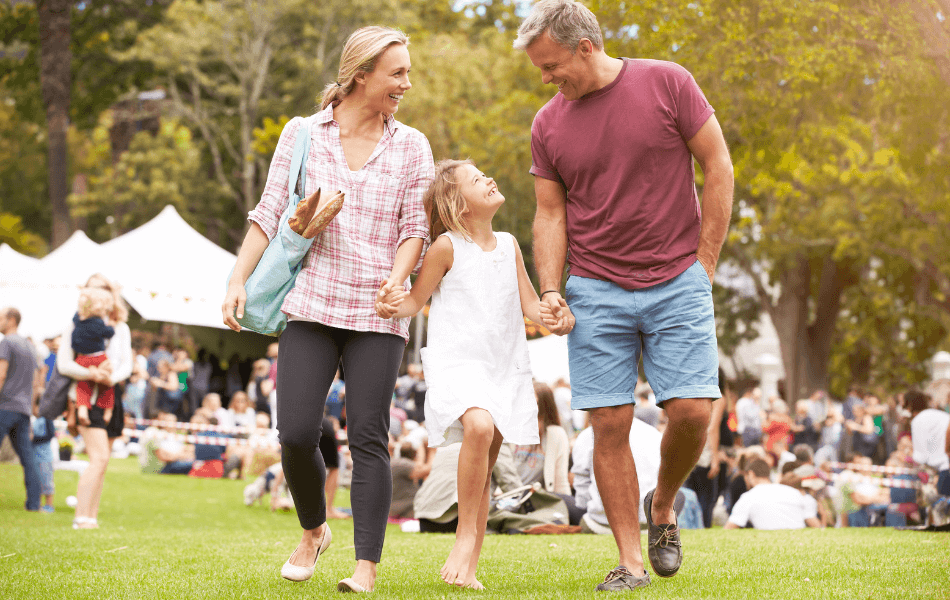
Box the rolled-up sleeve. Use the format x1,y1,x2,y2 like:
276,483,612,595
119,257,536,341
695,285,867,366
396,132,434,271
248,117,302,241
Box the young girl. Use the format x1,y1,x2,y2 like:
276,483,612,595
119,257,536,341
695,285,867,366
72,287,116,426
377,159,572,588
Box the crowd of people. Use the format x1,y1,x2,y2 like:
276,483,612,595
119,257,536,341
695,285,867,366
4,313,947,536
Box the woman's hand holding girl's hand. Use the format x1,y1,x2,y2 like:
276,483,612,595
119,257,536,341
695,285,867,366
222,282,247,331
375,282,408,319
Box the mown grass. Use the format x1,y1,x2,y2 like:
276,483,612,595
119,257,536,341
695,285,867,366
1,457,947,599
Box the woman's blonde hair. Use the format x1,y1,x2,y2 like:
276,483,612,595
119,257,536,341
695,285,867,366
84,273,128,323
320,26,409,110
424,159,475,241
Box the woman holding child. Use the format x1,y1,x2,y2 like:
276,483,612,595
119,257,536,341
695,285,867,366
57,273,134,529
223,26,433,592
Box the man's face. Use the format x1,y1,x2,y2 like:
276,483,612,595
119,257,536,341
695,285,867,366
0,311,8,334
524,32,594,101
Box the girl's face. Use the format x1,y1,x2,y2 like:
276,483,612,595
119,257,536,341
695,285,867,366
360,43,412,115
458,164,504,215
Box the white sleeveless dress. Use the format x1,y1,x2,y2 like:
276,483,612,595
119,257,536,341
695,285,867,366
421,231,540,447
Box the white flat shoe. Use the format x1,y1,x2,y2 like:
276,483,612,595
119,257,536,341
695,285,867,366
337,577,368,593
281,525,332,582
72,517,98,530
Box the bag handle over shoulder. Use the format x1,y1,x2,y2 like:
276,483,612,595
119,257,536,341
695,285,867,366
287,116,313,207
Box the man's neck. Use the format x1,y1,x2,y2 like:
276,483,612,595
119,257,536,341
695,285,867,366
589,53,624,93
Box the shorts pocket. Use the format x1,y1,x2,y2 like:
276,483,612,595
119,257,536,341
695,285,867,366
692,260,712,291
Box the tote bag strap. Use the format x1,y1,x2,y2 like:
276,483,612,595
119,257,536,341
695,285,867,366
287,116,313,207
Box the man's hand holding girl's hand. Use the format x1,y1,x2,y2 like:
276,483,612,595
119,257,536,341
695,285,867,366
376,280,408,319
540,293,575,336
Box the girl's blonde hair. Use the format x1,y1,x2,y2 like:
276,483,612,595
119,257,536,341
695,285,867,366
424,159,475,241
84,273,129,323
320,26,409,110
77,287,115,321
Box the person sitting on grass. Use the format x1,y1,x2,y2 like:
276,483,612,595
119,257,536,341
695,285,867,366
244,462,294,511
139,413,195,475
227,391,257,431
724,458,821,530
836,454,891,527
389,441,422,519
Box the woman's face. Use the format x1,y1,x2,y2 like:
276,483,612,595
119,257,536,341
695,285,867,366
360,43,412,115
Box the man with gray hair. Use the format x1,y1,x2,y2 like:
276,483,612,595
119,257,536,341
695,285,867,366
515,0,733,591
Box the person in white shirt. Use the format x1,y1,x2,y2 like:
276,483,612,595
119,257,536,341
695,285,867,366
905,390,950,496
725,458,821,530
572,419,662,530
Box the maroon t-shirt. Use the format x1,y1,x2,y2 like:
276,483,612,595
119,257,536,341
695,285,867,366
530,58,715,289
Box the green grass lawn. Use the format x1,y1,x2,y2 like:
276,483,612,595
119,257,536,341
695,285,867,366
1,457,948,599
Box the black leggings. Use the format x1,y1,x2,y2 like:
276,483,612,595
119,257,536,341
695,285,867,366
277,321,404,563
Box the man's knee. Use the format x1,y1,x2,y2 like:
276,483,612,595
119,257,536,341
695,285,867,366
590,405,633,443
665,398,712,433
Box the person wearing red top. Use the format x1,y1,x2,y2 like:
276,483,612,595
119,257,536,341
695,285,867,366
515,0,733,591
763,399,794,453
223,26,434,594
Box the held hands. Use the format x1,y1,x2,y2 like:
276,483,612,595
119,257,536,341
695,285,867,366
539,292,575,336
375,279,408,319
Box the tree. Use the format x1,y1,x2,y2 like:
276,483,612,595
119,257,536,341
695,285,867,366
69,113,227,240
37,0,72,248
0,0,173,245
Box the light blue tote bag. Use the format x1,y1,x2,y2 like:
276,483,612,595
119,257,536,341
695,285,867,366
230,116,314,336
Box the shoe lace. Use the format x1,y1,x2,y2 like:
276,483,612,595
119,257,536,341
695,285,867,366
603,567,633,584
653,526,681,549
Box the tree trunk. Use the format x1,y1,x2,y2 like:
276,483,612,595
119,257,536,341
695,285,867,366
768,256,810,403
38,0,73,248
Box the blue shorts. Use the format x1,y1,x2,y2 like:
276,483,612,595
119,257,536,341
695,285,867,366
565,260,721,409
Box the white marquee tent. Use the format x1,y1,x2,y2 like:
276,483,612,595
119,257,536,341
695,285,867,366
0,206,237,341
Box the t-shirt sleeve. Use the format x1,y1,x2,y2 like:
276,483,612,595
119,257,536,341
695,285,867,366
0,338,11,362
675,70,715,142
727,491,752,528
529,113,562,184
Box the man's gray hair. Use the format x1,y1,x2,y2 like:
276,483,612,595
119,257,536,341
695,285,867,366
513,0,604,52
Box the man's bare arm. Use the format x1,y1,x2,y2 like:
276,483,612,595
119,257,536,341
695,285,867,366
533,176,569,293
687,115,734,285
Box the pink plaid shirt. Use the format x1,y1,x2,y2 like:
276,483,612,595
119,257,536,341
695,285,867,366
248,107,434,340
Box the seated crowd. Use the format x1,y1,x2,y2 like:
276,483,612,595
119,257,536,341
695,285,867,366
20,328,950,532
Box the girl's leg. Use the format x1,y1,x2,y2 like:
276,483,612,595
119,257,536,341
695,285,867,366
441,408,497,587
339,330,405,591
75,426,109,526
276,322,340,567
463,428,505,589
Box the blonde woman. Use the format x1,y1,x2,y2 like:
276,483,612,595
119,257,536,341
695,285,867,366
57,273,134,529
223,26,434,592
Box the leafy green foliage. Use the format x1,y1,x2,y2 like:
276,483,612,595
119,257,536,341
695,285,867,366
0,212,46,255
68,115,226,241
